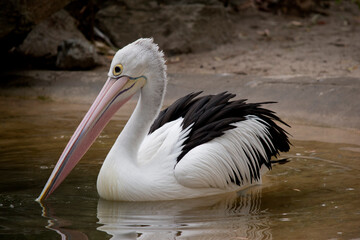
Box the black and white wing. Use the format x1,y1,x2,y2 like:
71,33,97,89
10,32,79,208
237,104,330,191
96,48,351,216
150,92,290,189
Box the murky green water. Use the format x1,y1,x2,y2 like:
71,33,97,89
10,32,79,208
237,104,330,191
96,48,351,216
1,97,359,240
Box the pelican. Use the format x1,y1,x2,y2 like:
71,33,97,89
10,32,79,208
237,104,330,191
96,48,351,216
37,38,290,202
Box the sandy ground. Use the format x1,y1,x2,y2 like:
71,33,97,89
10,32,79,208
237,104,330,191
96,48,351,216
167,5,360,78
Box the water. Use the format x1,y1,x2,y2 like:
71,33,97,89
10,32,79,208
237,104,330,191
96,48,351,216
0,97,359,240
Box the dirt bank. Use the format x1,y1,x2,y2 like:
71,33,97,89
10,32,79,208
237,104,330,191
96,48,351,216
167,4,360,78
1,70,359,131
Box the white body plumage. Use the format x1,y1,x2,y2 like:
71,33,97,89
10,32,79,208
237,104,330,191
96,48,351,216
97,115,274,201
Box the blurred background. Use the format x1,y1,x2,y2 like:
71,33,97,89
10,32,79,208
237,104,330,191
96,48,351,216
0,0,359,75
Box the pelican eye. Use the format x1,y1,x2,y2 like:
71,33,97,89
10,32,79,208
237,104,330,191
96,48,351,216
113,64,123,76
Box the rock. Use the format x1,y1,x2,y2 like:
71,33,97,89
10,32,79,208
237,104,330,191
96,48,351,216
16,9,99,68
95,2,234,54
17,10,88,59
0,0,72,52
56,39,98,70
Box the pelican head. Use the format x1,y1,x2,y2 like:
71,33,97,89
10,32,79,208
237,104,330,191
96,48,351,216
37,38,167,201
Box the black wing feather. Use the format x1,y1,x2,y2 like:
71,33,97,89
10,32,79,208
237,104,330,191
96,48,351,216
149,92,291,185
149,92,202,133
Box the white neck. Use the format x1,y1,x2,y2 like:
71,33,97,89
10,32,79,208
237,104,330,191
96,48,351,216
105,70,166,166
116,92,161,161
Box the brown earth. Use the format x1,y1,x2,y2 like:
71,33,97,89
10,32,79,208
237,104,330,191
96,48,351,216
165,4,360,78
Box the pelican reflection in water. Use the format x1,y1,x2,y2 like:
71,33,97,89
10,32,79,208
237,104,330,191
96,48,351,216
41,187,272,239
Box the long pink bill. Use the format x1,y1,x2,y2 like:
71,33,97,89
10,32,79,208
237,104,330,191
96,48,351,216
36,76,146,202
